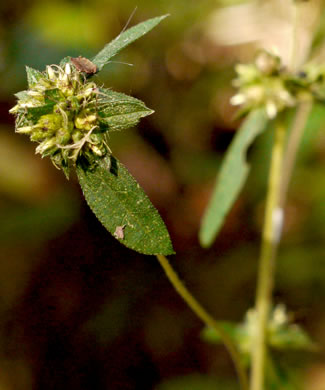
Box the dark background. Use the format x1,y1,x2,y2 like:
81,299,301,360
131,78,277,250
1,0,325,389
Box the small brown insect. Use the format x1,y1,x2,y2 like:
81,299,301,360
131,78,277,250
70,56,97,74
114,225,126,240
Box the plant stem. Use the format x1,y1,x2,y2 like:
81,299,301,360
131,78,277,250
279,102,312,207
250,118,287,390
156,254,249,390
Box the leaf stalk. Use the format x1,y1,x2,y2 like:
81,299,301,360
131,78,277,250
156,254,249,390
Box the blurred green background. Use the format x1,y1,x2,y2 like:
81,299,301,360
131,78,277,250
1,0,325,389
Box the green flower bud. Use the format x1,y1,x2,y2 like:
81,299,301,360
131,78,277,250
75,113,97,130
38,113,63,132
16,126,33,134
31,130,49,142
72,130,83,143
231,50,296,118
56,129,71,146
89,144,104,157
255,50,280,76
66,96,80,111
10,60,110,178
36,138,57,155
47,65,56,80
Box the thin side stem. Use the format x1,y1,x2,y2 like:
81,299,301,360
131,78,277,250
156,254,249,390
250,119,287,390
279,102,312,207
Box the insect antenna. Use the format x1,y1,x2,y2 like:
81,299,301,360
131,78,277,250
116,6,138,39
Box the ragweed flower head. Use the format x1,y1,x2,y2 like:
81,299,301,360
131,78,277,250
10,61,108,178
230,50,296,119
10,58,153,178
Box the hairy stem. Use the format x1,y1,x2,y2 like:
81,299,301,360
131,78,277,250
250,119,287,390
156,254,249,390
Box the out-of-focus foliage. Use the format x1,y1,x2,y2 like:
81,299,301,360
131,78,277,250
2,0,325,389
199,108,267,247
202,305,315,360
155,373,237,390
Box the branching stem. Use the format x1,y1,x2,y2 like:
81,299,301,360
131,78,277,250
250,119,287,390
250,2,313,388
156,254,249,390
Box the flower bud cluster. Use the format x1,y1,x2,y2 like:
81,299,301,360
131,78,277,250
230,49,325,120
10,63,108,178
231,51,296,119
238,305,313,356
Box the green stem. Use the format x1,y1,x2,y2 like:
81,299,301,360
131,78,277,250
156,254,249,390
250,119,287,390
279,102,312,207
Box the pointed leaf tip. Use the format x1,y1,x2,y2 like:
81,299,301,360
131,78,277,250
92,14,169,72
26,66,43,88
77,156,174,255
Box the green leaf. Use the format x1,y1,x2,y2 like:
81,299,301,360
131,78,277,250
26,66,43,88
26,103,56,122
199,108,268,248
92,15,168,72
201,321,250,364
59,57,71,67
97,88,153,131
201,321,244,345
14,90,29,100
202,308,316,353
44,88,63,103
77,155,174,255
269,323,316,351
